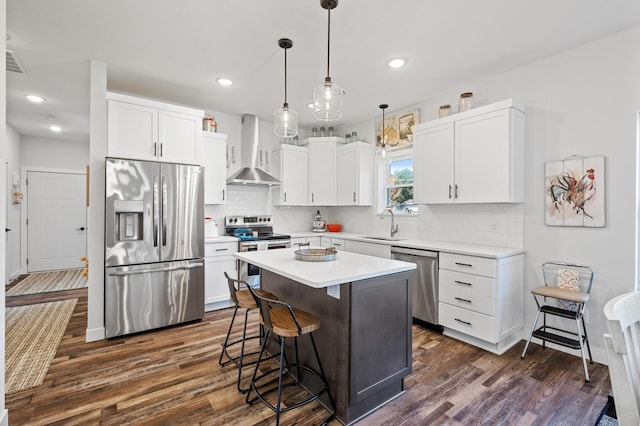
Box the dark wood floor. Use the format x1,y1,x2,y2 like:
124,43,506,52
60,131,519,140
5,287,611,425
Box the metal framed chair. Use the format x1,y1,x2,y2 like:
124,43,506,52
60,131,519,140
219,272,277,393
244,284,335,426
521,262,594,382
604,291,640,426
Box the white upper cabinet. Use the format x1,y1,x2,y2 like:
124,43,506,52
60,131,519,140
201,132,228,204
413,99,525,204
337,142,374,206
107,92,204,164
304,137,342,206
272,144,308,206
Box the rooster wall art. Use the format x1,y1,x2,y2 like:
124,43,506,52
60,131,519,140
545,156,605,227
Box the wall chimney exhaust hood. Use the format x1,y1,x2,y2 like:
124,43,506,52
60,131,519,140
226,114,282,186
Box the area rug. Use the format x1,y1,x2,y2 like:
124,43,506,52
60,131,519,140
5,299,77,394
596,395,618,426
7,268,86,296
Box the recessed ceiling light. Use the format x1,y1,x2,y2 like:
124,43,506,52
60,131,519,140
388,59,406,69
26,94,45,103
49,125,62,132
217,78,233,87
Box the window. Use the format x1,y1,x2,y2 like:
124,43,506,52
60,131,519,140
380,151,419,215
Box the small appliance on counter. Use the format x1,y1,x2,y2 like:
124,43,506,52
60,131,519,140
312,210,326,233
204,217,219,238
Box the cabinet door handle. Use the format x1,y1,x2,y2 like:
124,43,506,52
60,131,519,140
312,193,314,203
353,192,356,202
454,297,472,303
455,262,473,267
448,185,452,199
454,184,458,199
222,189,225,201
454,318,472,326
153,142,157,157
215,248,229,252
454,280,472,286
284,192,287,203
160,143,163,157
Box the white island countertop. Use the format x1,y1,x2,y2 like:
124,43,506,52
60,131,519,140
234,247,416,288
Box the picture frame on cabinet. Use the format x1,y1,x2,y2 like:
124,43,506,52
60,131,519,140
376,108,419,151
545,155,605,227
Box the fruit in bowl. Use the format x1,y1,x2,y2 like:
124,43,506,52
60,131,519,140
326,224,342,232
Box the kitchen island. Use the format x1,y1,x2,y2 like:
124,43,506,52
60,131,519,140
235,248,416,425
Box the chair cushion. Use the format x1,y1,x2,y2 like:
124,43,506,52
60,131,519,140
531,285,590,303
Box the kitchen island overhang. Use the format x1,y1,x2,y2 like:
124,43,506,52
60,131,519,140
235,248,416,425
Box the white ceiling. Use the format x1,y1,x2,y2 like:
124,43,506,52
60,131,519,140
7,0,640,142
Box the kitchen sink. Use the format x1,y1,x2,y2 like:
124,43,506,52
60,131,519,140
360,235,406,242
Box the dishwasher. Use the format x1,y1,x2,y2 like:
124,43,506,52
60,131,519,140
391,246,443,332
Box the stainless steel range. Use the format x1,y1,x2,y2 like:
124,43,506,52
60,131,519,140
225,215,290,287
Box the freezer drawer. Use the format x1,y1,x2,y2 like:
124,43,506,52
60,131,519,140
105,260,204,338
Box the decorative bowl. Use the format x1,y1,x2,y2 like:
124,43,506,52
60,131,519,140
326,224,342,232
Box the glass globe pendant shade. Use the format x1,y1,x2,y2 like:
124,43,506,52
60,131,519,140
313,78,343,121
274,104,298,138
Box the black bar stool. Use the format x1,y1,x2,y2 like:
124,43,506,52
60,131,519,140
219,272,277,393
245,285,335,425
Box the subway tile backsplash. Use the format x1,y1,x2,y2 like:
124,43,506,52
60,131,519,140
205,186,524,249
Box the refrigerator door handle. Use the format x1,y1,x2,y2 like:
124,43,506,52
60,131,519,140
153,175,159,247
162,175,167,246
107,262,203,277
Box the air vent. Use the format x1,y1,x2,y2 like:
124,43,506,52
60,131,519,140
6,50,25,73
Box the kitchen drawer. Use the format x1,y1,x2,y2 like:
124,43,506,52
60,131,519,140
440,253,496,278
205,242,238,257
439,270,495,315
439,302,496,343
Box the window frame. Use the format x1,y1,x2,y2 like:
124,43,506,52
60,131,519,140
377,149,419,216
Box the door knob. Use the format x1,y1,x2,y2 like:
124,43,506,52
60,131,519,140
76,227,86,231
5,228,11,232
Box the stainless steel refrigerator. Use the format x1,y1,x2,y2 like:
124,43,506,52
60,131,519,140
104,158,204,338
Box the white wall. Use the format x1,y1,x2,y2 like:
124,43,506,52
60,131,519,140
5,125,21,281
20,136,88,169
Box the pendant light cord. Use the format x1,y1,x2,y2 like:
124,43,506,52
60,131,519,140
326,5,331,79
284,46,288,106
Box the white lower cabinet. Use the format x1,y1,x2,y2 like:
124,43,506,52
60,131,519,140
343,240,391,258
204,241,238,310
438,252,523,354
321,237,345,251
291,236,322,247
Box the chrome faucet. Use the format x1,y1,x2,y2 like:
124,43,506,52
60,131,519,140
380,206,399,237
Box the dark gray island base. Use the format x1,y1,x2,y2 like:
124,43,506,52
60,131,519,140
260,269,413,425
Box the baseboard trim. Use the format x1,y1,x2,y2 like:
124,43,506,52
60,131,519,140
86,326,105,342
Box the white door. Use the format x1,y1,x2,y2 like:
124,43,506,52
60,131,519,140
27,171,86,272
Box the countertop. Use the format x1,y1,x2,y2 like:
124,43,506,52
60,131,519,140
234,247,416,288
205,236,238,244
288,231,524,259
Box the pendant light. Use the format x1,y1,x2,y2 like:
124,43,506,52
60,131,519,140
274,38,298,138
313,0,344,121
378,104,388,159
